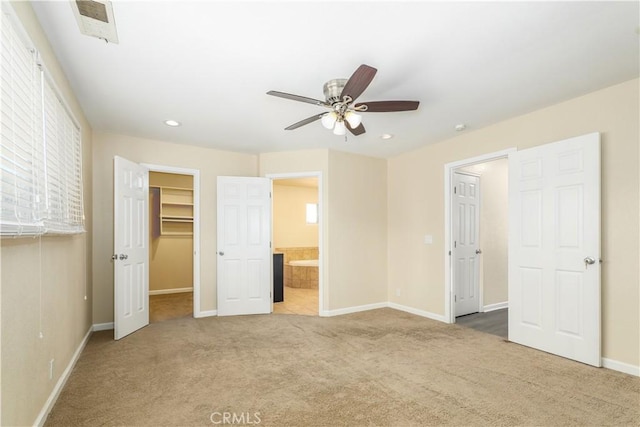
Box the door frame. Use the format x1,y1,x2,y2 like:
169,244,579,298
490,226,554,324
452,170,482,317
444,148,515,323
142,163,202,318
266,171,324,315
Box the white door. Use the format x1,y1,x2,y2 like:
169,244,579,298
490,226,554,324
217,176,271,316
114,156,149,340
453,172,481,317
508,133,601,366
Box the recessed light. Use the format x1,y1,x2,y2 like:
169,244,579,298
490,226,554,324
164,119,181,127
380,133,394,140
455,124,466,132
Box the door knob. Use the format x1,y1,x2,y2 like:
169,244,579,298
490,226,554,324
584,256,596,266
475,249,482,255
119,254,128,260
218,251,224,256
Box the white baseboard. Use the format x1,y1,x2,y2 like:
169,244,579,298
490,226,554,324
602,358,640,377
35,326,92,426
195,309,217,318
483,301,508,312
320,302,387,317
388,302,447,323
149,287,193,296
92,322,114,331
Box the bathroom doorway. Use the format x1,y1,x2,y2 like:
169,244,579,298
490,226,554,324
270,174,321,316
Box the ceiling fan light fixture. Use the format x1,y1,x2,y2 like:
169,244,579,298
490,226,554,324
321,112,337,129
344,111,362,128
333,120,347,135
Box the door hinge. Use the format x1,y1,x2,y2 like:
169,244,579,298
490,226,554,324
454,241,457,248
454,187,457,194
455,295,457,302
448,251,451,256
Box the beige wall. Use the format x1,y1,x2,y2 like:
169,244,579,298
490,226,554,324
93,132,257,322
1,3,93,426
273,183,319,249
479,159,508,307
149,172,194,292
388,78,639,366
328,150,388,310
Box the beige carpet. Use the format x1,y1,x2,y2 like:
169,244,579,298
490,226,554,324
150,292,193,323
45,308,639,426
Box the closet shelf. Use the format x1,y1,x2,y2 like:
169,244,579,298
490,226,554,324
161,202,194,206
153,185,194,235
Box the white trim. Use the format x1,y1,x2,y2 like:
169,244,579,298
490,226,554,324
601,358,640,377
142,163,201,318
320,302,387,317
195,309,217,318
266,172,324,315
92,322,114,331
483,301,508,312
35,327,92,427
444,148,516,324
388,302,447,323
149,287,193,296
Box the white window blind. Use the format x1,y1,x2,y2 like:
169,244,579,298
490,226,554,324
0,9,44,236
0,6,84,236
42,74,84,234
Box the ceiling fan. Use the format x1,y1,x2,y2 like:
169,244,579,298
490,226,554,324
267,64,419,136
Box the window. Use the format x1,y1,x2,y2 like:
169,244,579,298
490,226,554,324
306,203,318,224
0,6,84,236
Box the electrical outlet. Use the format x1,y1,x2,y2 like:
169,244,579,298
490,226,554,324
396,288,401,297
49,359,54,380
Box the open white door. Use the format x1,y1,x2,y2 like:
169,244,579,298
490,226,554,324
217,176,271,316
114,156,149,339
453,172,481,317
508,133,601,366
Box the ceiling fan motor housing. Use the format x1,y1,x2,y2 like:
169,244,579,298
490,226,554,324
323,79,348,104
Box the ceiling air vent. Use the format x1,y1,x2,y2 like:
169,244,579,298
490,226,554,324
71,0,118,44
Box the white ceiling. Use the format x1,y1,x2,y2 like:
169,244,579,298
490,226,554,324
32,1,639,159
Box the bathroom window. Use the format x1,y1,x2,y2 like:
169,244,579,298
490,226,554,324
306,203,318,224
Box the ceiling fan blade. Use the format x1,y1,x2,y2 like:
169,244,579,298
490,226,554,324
267,91,329,107
340,64,377,103
355,100,420,112
346,121,366,136
284,113,325,130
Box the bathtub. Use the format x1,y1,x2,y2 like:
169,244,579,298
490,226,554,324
284,259,319,288
288,259,319,267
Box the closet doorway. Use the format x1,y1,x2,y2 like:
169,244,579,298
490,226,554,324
145,164,200,322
